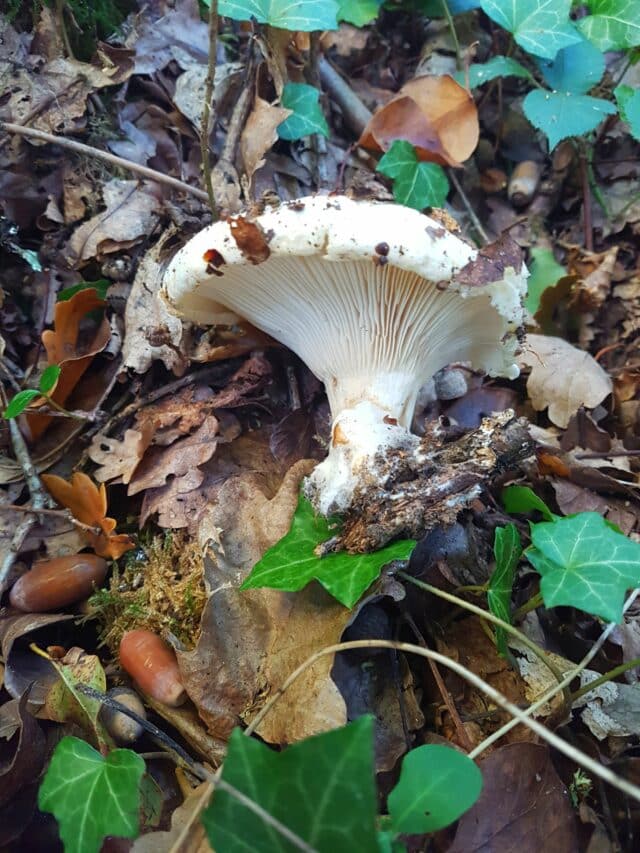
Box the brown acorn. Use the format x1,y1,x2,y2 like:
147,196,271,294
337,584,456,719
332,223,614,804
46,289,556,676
99,687,147,744
119,630,186,707
9,554,108,612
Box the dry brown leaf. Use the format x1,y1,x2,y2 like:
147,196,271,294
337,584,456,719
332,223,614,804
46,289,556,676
358,74,479,167
0,55,130,136
88,427,155,485
122,229,188,375
449,744,579,852
132,781,213,853
41,472,135,559
177,460,351,744
241,97,292,181
66,180,163,265
128,415,227,496
28,288,112,442
520,335,613,428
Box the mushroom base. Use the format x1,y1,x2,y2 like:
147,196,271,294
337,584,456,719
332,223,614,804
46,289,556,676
303,400,420,516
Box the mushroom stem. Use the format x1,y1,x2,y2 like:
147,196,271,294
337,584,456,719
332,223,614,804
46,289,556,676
305,398,420,516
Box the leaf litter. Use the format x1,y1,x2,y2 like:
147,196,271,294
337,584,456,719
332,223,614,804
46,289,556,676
2,0,640,850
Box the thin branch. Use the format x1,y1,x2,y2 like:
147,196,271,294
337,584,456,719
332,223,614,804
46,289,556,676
471,588,640,758
0,503,101,534
0,388,53,592
448,168,490,244
0,121,209,203
399,571,570,701
318,56,372,138
244,639,640,804
201,0,219,215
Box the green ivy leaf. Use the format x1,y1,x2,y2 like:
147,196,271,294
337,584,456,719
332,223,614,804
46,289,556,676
458,56,533,88
523,89,616,149
2,389,40,419
278,82,329,141
538,38,605,94
615,84,640,140
488,524,522,657
578,0,640,51
39,364,61,395
502,485,555,521
57,279,110,302
377,140,449,210
526,512,640,622
525,246,568,315
480,0,582,59
241,496,415,608
337,0,383,26
387,744,482,834
216,0,338,30
201,717,378,853
38,736,145,853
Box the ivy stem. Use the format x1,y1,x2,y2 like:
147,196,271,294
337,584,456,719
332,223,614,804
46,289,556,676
440,0,462,70
569,656,640,704
398,572,569,701
245,639,640,804
512,591,543,622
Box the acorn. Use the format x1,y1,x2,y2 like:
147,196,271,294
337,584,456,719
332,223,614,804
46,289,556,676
9,554,108,612
119,630,186,707
99,687,147,744
508,160,542,208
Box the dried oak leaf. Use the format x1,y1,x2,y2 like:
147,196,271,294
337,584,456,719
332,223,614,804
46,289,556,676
358,75,479,167
41,472,134,559
27,288,111,442
88,426,155,485
66,180,162,265
520,335,613,428
128,414,230,496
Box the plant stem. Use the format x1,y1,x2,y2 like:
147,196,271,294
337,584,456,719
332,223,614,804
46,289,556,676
448,168,490,244
245,639,640,805
569,656,640,704
440,0,462,70
399,572,569,699
201,0,219,216
472,588,640,757
0,122,209,203
512,591,543,622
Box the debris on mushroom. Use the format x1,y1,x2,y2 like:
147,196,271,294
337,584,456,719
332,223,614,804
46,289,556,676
162,195,528,518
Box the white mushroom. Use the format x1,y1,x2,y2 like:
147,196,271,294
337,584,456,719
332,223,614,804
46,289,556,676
162,195,527,516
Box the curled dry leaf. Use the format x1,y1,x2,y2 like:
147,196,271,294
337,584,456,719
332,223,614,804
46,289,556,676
128,415,226,495
358,75,479,167
41,472,135,559
88,427,155,485
27,288,111,441
241,96,293,182
520,334,613,428
122,228,188,375
66,179,163,265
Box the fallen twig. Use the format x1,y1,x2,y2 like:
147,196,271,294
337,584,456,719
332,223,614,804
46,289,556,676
0,390,53,591
0,121,210,203
201,0,219,215
244,639,640,805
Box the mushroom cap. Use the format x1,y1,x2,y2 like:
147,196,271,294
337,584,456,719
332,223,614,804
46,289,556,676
163,195,527,425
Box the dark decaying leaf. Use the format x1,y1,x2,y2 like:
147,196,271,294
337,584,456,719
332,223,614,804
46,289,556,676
0,693,46,809
449,743,578,852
